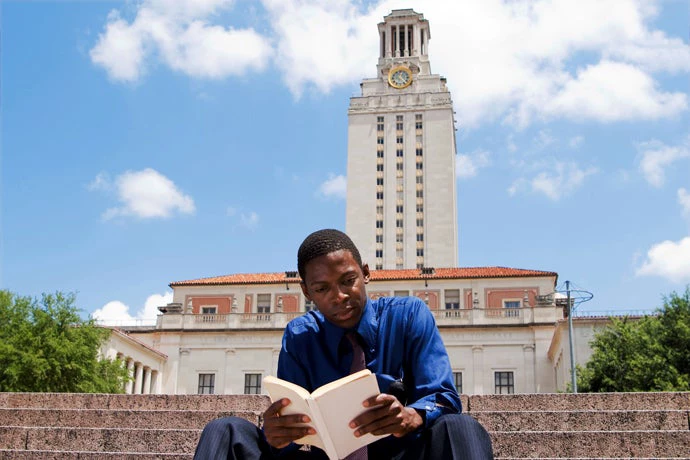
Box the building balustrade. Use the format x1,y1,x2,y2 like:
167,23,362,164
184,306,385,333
158,306,562,330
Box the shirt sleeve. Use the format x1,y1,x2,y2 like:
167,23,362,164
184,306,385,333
403,299,462,426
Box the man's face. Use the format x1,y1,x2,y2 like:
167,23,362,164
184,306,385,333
300,249,370,329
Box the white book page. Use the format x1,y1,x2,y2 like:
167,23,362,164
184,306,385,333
262,376,325,451
312,372,386,458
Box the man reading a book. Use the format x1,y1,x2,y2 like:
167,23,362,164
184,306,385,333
195,229,493,460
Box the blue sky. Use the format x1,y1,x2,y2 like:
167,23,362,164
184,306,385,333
2,0,689,322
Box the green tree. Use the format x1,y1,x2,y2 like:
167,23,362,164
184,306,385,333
0,290,129,393
578,287,690,392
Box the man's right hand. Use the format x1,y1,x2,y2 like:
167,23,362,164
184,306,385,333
262,398,316,449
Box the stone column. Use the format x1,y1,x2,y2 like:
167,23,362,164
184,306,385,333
523,344,536,394
142,367,152,395
387,25,392,57
125,359,135,394
150,370,159,394
134,362,144,394
472,346,484,394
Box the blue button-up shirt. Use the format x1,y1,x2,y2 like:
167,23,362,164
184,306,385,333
277,296,462,429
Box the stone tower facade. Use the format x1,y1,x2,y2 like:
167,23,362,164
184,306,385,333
346,9,458,270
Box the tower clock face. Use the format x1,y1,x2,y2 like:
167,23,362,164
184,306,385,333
388,66,412,89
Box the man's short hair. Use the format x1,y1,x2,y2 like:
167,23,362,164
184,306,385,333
297,229,363,281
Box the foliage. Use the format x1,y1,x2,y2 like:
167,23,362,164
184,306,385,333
0,290,129,393
577,287,690,392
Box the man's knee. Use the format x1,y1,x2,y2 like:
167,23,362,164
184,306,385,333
430,414,493,458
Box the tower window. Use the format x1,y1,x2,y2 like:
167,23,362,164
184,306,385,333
376,249,383,258
396,137,403,144
416,148,423,157
416,233,424,241
396,219,403,228
416,162,423,170
376,178,384,185
376,235,383,243
377,137,384,144
396,163,404,171
417,248,424,257
416,218,424,226
376,192,383,199
396,205,403,213
376,220,383,229
377,151,384,158
416,190,423,198
377,164,384,171
396,149,403,157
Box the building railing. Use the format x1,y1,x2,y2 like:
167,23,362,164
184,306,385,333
156,306,563,330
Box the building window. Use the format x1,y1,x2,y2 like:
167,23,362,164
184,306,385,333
396,233,403,243
396,115,403,121
416,204,424,212
305,299,316,312
453,372,462,394
416,176,423,184
416,190,423,198
396,163,404,172
396,149,403,157
377,151,384,158
396,205,403,213
377,164,384,171
257,294,271,314
416,233,424,241
376,234,383,243
504,300,521,317
416,148,423,157
415,114,423,130
445,289,460,309
376,192,384,199
376,264,383,270
417,248,424,257
495,371,514,394
376,205,383,214
377,137,384,144
396,219,403,228
376,249,383,258
377,177,384,185
376,220,383,229
416,218,424,226
201,306,217,314
198,374,215,394
396,137,403,144
244,373,262,394
416,162,423,170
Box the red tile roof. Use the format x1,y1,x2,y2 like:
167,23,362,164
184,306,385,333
170,266,557,287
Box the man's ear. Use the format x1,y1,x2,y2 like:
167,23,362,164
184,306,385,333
300,282,311,300
361,264,371,284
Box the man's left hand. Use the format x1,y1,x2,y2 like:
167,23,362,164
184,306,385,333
348,393,423,438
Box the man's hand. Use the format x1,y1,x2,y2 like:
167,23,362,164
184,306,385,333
348,393,423,438
262,398,316,449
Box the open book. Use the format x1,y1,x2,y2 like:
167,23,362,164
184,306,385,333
263,369,385,460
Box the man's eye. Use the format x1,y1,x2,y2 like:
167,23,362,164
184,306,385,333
314,287,327,293
344,278,356,286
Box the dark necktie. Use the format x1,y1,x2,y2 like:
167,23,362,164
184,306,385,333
345,332,368,460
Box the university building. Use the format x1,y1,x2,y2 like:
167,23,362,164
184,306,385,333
104,9,605,396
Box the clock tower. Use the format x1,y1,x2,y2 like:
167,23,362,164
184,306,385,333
346,9,458,270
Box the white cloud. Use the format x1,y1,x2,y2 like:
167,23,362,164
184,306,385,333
91,0,688,128
637,138,690,188
542,61,687,123
240,211,260,229
510,161,598,200
94,168,195,220
318,173,347,199
569,136,584,149
90,0,272,82
636,236,690,283
87,172,112,191
92,291,173,324
456,150,491,179
678,188,690,219
534,130,556,150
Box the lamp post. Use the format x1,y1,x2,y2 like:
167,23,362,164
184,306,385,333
565,280,577,393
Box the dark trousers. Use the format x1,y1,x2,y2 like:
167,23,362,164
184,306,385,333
194,414,493,460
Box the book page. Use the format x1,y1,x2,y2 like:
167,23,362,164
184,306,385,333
262,376,326,451
312,371,386,458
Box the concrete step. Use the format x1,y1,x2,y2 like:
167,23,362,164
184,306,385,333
469,392,690,412
0,408,260,429
0,393,269,412
491,430,690,459
472,410,689,432
0,451,191,459
0,427,200,454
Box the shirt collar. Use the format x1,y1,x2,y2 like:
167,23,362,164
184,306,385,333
321,298,379,362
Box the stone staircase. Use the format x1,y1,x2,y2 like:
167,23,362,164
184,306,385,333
0,392,688,459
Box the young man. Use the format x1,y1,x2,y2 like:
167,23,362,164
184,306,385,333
194,229,493,459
